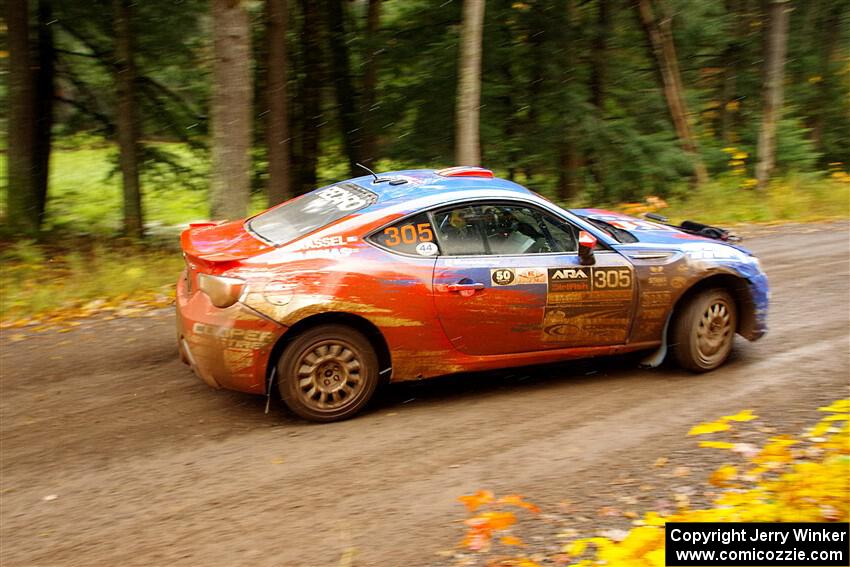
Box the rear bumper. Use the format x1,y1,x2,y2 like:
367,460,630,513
176,271,286,394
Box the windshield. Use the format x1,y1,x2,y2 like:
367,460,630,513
247,183,377,245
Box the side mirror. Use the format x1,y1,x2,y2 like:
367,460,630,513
578,230,597,265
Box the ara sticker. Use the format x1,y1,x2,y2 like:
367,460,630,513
415,242,438,256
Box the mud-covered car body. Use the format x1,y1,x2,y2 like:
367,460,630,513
176,168,768,398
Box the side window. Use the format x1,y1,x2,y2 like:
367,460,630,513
432,206,488,256
477,204,578,255
370,213,440,256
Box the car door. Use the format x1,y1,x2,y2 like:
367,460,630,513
431,201,636,356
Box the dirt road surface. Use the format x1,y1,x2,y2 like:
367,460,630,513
2,222,848,567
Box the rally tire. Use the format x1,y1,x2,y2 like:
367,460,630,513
670,288,737,373
278,324,379,422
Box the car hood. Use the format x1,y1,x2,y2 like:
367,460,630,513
569,208,752,252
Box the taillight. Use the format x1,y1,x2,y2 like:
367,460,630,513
198,274,247,308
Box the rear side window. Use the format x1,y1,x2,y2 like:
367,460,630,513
247,183,377,244
369,213,440,256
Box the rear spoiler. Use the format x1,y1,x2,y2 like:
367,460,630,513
644,213,741,242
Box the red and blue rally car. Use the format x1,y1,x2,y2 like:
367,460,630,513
177,167,768,421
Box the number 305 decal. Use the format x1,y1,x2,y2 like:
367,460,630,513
593,268,632,290
383,223,434,247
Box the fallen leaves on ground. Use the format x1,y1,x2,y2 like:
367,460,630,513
456,399,849,566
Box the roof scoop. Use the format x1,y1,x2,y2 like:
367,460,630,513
436,166,494,178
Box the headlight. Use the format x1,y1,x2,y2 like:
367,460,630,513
198,274,247,308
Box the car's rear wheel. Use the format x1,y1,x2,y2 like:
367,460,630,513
670,288,737,372
278,324,378,422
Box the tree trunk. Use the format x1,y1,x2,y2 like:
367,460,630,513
810,1,841,154
590,0,610,110
210,0,253,219
326,0,363,176
6,0,39,235
455,0,485,166
297,0,322,194
755,0,790,190
33,0,54,226
113,0,144,237
266,0,291,206
557,0,582,202
635,0,709,185
360,0,381,165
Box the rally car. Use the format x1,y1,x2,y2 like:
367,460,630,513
177,167,768,422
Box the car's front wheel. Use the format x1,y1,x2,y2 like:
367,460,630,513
670,288,737,372
278,324,379,422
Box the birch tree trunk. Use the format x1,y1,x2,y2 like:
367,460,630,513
210,0,253,219
755,0,790,190
455,0,485,166
266,0,291,206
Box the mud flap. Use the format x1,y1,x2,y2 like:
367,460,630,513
639,314,671,368
265,366,277,415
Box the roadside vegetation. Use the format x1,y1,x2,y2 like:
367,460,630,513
1,144,847,326
454,400,850,566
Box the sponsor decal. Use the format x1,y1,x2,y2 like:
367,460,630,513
541,305,630,343
415,241,438,256
641,290,673,306
489,267,547,286
547,266,635,294
671,276,687,289
316,185,370,211
515,267,546,284
284,247,358,260
295,235,347,250
192,323,274,349
548,267,591,292
648,275,668,287
491,268,516,286
649,265,665,273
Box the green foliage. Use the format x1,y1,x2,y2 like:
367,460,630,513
0,239,183,321
3,0,849,237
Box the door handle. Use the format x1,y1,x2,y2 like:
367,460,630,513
446,282,485,292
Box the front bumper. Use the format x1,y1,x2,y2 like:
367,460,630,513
176,271,286,394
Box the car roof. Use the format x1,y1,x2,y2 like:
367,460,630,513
347,169,534,212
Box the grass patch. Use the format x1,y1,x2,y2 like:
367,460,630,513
661,174,850,225
0,239,184,324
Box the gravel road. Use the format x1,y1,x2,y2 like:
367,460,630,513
2,221,848,567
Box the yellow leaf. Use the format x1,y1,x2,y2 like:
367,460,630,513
823,413,849,422
699,441,736,449
564,539,588,556
709,465,737,487
688,421,731,435
818,400,850,413
500,535,524,546
723,409,758,422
